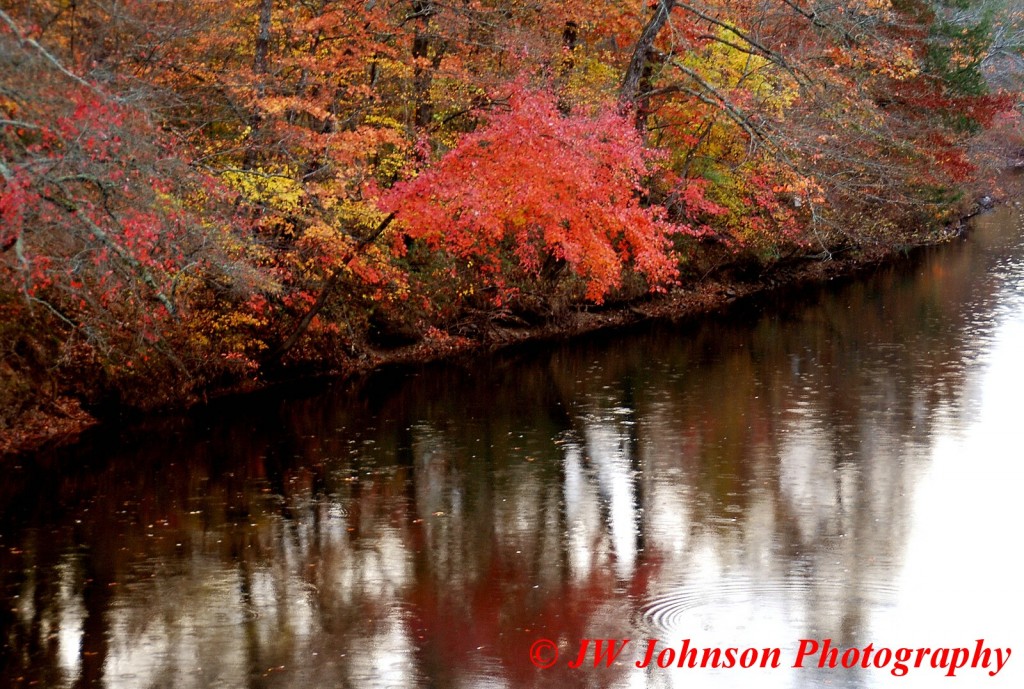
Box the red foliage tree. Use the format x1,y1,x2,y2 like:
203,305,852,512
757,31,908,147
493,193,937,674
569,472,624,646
1,10,267,415
382,84,687,304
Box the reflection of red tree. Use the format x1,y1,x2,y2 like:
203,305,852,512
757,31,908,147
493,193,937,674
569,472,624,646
402,523,664,686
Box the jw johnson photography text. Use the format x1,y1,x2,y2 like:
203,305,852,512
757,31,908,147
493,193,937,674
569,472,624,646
529,637,1011,677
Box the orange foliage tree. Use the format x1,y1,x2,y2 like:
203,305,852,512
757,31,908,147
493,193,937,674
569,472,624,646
382,85,689,306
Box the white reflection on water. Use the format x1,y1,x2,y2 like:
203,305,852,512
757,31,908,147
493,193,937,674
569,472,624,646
346,611,418,688
563,417,641,584
584,421,639,581
105,567,249,689
778,423,838,544
879,287,1024,688
55,557,83,684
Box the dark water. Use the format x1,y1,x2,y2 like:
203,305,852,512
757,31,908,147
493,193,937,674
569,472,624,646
3,208,1024,688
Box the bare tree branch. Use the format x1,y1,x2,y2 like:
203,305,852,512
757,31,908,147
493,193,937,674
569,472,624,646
0,8,107,99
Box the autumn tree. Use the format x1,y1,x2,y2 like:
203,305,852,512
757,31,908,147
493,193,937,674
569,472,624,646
608,0,1017,256
382,84,686,315
1,8,268,417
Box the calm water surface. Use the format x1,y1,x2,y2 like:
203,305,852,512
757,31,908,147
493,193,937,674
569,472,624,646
3,208,1024,688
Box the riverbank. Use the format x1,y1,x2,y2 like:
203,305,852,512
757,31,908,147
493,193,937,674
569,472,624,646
4,189,1010,459
6,0,1024,461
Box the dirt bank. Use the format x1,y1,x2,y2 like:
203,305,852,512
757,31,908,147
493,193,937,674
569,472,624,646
0,194,1007,459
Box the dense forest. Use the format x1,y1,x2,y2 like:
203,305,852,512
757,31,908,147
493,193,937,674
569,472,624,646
2,0,1023,452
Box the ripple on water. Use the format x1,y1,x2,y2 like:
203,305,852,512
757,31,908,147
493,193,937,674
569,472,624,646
637,577,900,636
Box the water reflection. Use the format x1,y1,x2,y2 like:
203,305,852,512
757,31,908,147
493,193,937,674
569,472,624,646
2,208,1023,687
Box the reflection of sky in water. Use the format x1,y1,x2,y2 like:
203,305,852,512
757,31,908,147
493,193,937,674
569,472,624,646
882,282,1024,687
624,212,1024,688
886,219,1024,687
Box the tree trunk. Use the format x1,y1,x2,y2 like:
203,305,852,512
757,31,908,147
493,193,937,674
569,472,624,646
244,0,273,170
268,212,395,363
412,1,439,128
254,0,272,78
619,0,676,131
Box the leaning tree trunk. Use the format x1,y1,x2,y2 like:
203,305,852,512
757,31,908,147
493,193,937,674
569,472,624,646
619,0,676,132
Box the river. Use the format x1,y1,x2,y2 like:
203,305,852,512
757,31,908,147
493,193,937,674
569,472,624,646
2,206,1024,688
